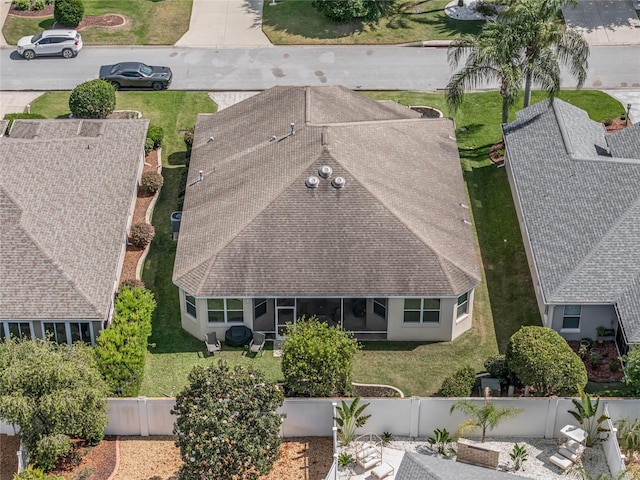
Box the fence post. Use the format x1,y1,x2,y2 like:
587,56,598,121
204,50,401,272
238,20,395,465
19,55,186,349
544,397,559,439
410,397,420,438
138,396,149,436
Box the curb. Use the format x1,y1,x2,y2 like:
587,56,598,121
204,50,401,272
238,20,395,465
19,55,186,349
135,147,162,281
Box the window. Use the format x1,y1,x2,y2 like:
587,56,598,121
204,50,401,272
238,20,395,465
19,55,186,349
185,295,197,318
207,299,244,324
0,326,4,342
254,298,267,318
3,322,32,340
373,298,387,318
403,299,440,324
562,305,581,330
44,322,93,345
456,292,469,319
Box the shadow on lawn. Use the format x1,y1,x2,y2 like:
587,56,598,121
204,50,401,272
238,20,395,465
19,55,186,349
464,162,542,352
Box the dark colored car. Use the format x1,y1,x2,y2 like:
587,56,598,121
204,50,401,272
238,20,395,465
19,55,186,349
99,62,172,90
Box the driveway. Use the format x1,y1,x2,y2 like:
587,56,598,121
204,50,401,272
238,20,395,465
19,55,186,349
563,0,640,45
0,91,44,119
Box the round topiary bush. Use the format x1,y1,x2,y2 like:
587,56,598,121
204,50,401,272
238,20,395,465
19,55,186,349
129,223,155,248
144,137,155,154
141,171,164,194
439,366,476,397
69,79,115,119
147,125,164,149
54,0,84,27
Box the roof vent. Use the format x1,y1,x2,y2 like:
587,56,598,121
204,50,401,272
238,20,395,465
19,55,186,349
305,176,320,188
331,177,345,189
318,165,333,178
290,123,295,135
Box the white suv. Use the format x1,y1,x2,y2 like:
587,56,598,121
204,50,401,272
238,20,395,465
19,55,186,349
17,29,83,60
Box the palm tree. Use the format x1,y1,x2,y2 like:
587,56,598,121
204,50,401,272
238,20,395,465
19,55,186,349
446,21,524,125
500,0,589,108
449,399,522,442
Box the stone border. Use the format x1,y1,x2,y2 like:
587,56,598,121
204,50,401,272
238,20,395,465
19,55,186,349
135,147,162,280
105,436,120,480
352,382,405,398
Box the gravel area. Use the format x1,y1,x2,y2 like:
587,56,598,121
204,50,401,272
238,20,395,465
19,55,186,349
338,436,612,480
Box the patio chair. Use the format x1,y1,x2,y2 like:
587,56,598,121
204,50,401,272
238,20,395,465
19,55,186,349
246,332,266,356
204,332,221,355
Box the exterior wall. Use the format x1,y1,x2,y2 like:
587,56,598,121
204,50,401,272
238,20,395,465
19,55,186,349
550,304,618,341
452,289,475,340
504,151,546,326
386,296,465,342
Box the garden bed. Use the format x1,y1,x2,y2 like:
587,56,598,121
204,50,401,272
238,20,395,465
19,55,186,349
568,340,624,383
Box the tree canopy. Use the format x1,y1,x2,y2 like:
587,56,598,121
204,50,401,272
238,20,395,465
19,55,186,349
172,361,284,480
281,317,361,397
0,339,108,471
312,0,395,23
506,326,587,396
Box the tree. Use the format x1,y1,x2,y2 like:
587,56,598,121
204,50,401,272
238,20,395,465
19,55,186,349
334,397,371,446
281,317,361,397
449,399,522,442
506,326,587,396
621,345,640,396
568,385,610,447
0,339,107,472
68,79,116,119
171,361,284,480
500,0,589,107
446,21,525,125
54,0,84,27
94,286,155,397
312,0,395,23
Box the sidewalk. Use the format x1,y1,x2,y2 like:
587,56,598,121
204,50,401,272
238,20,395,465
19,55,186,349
0,91,44,118
563,0,640,45
175,0,272,48
0,0,11,47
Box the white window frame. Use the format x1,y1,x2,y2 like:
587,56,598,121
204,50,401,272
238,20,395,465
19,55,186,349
185,294,197,319
561,305,581,332
456,291,470,321
254,298,268,319
207,298,244,324
373,298,387,319
403,298,441,324
42,321,94,345
1,321,34,341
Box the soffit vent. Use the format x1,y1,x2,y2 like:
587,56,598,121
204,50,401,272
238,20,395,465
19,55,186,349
318,165,333,178
305,176,320,188
331,177,345,189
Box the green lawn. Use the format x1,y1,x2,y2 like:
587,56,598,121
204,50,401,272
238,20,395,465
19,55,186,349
2,0,191,45
24,89,626,398
262,0,484,44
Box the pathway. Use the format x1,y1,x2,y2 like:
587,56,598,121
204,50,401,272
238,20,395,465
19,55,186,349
563,0,640,45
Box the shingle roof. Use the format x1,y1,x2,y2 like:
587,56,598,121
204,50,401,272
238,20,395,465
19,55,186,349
173,86,480,297
0,120,7,136
396,452,533,480
503,99,640,342
0,119,148,320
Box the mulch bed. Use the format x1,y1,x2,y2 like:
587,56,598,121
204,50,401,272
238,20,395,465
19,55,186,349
49,436,117,480
1,434,20,480
120,149,159,284
9,5,126,30
353,384,402,398
568,340,624,383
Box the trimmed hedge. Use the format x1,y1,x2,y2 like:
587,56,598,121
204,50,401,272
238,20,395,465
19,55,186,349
69,79,115,119
94,286,156,397
141,171,164,194
54,0,84,27
439,366,477,397
147,125,164,148
129,223,155,248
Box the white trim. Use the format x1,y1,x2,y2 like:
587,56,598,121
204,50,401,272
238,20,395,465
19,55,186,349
206,298,244,324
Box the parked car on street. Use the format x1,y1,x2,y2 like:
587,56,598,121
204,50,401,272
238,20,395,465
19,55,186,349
17,29,82,60
99,62,173,90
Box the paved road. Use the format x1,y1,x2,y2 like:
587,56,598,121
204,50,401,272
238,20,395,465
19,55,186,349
0,45,639,91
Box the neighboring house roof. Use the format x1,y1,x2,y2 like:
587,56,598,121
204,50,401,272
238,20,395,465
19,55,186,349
173,86,480,297
503,99,640,342
396,452,533,480
0,119,148,321
0,120,7,137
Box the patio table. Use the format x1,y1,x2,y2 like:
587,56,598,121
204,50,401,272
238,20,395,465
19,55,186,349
560,424,588,445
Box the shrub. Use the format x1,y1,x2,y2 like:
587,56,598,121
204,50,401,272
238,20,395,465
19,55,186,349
335,397,370,445
144,137,155,154
94,286,155,396
129,223,155,248
141,171,164,194
54,0,84,26
475,1,498,16
282,317,361,397
172,361,284,480
32,434,72,472
13,0,30,10
439,366,476,397
146,125,164,148
506,326,587,396
603,118,614,126
484,354,509,383
609,359,620,373
311,0,395,23
338,452,354,468
621,345,640,396
183,125,195,151
69,79,115,119
119,278,145,291
590,352,601,368
12,466,69,480
3,112,45,133
32,0,45,10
